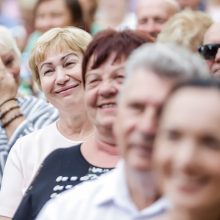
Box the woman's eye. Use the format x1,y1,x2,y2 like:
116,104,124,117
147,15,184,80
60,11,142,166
86,78,101,88
201,137,220,150
116,75,124,79
64,61,76,67
89,78,100,84
114,73,125,83
43,69,53,76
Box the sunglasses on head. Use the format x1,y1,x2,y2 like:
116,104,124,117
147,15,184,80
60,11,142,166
198,43,220,60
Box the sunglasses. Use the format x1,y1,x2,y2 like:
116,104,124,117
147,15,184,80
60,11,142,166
198,44,220,60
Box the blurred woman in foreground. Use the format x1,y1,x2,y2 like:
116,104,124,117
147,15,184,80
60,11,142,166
154,78,220,220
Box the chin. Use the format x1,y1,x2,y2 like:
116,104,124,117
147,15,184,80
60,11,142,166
99,118,114,129
129,159,152,173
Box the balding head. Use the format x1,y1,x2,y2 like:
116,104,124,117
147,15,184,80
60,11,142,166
136,0,180,38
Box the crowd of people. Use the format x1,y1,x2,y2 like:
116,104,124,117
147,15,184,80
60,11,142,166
0,0,220,220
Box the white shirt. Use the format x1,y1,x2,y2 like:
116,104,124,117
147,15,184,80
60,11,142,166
37,161,168,220
0,122,82,217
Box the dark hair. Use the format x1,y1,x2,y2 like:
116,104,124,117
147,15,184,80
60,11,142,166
65,0,84,29
82,29,154,86
34,0,84,29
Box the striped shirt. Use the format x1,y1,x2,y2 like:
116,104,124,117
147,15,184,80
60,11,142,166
0,96,58,184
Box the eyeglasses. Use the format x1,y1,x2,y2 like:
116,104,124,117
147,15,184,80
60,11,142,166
198,44,220,60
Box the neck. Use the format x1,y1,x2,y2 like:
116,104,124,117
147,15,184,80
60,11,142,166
95,124,116,145
94,130,118,155
125,165,158,211
81,130,120,168
57,111,93,141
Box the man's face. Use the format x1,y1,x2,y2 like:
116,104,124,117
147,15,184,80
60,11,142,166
136,0,177,38
202,23,220,78
114,69,174,172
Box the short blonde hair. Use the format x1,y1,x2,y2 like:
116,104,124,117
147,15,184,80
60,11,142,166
29,27,92,86
157,9,213,51
0,25,21,59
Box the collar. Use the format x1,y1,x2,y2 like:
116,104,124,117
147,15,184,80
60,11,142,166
93,160,168,217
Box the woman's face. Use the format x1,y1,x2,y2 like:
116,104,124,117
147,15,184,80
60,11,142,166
35,0,73,33
84,53,125,130
38,49,84,110
78,0,97,13
0,44,20,85
98,0,128,19
154,87,220,211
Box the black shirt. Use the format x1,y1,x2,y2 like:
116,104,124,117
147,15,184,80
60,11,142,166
13,144,113,220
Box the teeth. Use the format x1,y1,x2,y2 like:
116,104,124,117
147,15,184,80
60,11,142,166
100,103,115,108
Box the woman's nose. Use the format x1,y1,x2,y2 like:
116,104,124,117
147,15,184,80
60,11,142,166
56,67,69,84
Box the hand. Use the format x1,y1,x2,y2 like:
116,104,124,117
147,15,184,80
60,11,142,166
0,59,18,102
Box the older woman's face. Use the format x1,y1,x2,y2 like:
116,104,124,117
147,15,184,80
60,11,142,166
35,0,73,33
154,87,220,211
84,53,125,130
38,50,84,110
0,44,20,85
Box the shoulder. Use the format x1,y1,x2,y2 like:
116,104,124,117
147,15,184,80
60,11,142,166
43,144,82,163
37,169,117,219
18,96,57,113
12,122,57,147
17,96,44,106
44,169,114,206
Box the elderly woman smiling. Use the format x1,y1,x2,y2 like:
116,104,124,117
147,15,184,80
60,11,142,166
0,27,93,220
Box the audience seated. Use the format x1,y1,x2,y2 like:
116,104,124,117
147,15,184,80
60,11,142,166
36,43,209,220
12,29,153,220
157,9,213,52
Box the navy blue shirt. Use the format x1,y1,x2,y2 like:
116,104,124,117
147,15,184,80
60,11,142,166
13,144,113,220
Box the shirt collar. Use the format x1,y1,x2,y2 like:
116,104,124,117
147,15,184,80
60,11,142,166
93,160,169,216
93,160,124,206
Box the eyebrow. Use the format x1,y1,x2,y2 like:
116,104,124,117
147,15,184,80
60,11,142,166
85,65,125,82
39,52,78,71
87,64,125,74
